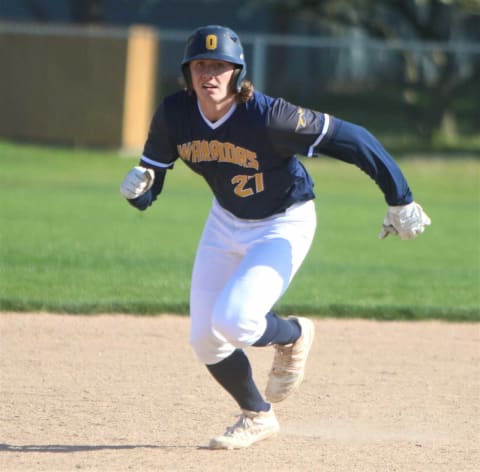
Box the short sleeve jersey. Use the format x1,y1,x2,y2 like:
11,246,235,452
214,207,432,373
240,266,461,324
141,90,330,219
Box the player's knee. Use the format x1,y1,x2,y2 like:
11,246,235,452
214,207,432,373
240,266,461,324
189,332,214,364
189,331,236,365
211,306,263,345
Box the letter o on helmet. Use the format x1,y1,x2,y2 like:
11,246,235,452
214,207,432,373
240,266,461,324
181,25,247,93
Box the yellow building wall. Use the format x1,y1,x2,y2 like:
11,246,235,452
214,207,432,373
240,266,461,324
0,24,157,150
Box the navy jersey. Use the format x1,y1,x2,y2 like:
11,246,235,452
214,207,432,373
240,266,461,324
140,90,412,219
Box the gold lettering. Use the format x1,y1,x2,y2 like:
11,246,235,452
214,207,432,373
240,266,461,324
231,172,265,197
209,140,221,161
235,146,247,167
223,143,236,163
192,140,202,163
231,175,254,197
254,172,264,192
177,142,192,161
200,140,210,161
246,150,259,170
176,140,259,169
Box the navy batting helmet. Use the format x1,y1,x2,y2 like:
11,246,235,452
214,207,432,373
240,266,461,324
181,25,247,93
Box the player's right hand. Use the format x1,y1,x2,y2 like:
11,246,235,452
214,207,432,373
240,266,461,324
120,166,155,199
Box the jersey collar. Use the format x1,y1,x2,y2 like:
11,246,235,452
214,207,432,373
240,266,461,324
197,100,237,130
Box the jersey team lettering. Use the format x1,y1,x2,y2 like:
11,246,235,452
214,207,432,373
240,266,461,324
177,140,259,170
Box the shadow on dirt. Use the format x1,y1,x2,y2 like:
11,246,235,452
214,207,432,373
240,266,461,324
0,443,191,453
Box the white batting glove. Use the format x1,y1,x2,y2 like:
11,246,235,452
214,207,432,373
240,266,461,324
379,201,431,240
120,166,155,199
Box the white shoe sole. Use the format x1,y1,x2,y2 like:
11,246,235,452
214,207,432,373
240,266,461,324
208,428,279,450
208,409,280,450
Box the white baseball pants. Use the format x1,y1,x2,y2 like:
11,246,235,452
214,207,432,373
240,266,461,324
189,198,317,365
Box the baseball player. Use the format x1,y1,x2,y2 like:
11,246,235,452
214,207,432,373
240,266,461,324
120,25,431,449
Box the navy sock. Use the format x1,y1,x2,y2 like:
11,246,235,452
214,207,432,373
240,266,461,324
206,349,270,412
253,312,301,347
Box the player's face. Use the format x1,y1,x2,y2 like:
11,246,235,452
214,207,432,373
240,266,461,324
189,59,236,104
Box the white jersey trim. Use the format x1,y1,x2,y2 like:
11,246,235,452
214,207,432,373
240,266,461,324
307,113,330,157
140,155,173,168
197,100,237,129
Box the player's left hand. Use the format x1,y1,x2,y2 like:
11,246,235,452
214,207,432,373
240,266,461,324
379,201,431,240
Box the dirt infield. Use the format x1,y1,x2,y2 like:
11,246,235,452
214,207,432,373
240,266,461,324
1,313,478,472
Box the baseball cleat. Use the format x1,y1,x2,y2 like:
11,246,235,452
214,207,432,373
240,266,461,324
265,316,315,403
208,408,279,450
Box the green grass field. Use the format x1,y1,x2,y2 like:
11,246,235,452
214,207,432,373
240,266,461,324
0,140,478,321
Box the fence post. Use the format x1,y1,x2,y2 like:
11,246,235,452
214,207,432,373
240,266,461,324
122,25,158,152
251,36,267,93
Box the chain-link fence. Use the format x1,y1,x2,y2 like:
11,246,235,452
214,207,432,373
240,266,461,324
157,28,480,149
1,22,479,151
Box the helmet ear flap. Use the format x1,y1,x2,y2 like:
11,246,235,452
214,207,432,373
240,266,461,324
182,64,193,92
230,68,241,93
